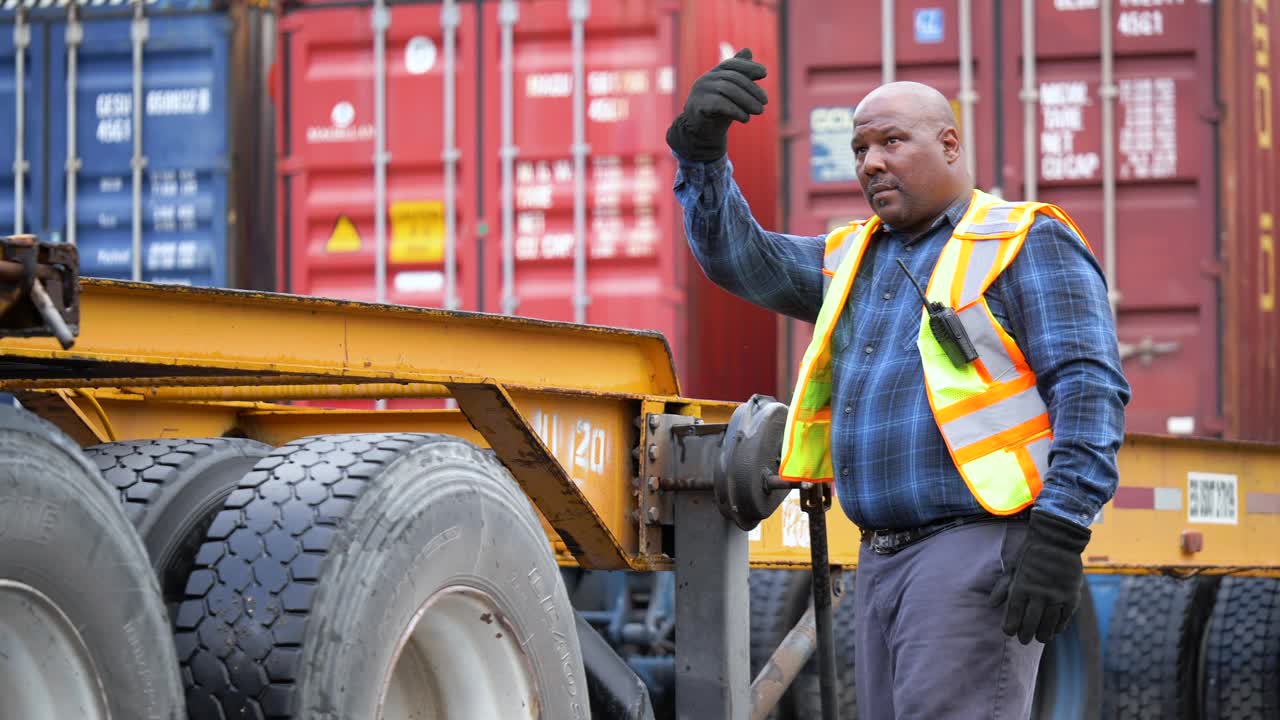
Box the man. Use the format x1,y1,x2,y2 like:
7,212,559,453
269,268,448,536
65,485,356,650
667,50,1129,718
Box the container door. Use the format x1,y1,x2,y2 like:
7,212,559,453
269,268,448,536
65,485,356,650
488,0,681,341
61,13,232,286
277,2,482,310
0,14,50,237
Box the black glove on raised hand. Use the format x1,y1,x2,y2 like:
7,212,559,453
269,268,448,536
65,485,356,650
989,510,1092,645
665,48,769,162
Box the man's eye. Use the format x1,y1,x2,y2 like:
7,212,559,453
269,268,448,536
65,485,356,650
886,137,901,145
853,147,867,156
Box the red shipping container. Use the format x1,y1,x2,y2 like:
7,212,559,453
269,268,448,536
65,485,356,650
781,0,1279,441
276,0,779,403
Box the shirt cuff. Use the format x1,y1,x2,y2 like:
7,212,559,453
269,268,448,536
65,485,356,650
673,152,730,180
1033,484,1100,529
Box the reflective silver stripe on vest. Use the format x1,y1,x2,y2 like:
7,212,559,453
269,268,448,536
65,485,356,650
1025,435,1052,475
939,384,1047,451
958,304,1017,381
822,234,856,299
959,240,1004,307
965,204,1023,237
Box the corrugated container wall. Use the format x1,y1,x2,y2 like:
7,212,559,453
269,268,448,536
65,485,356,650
782,0,1280,441
276,0,779,402
1221,0,1279,440
1,1,276,290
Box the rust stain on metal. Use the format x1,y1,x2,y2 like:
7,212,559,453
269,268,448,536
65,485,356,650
448,381,630,570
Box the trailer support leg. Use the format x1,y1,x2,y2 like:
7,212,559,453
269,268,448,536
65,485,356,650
674,490,750,720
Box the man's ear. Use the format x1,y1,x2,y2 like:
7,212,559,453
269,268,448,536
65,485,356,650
939,127,961,163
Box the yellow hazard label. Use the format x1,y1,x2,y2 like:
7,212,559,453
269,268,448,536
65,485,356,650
390,200,446,264
326,215,362,253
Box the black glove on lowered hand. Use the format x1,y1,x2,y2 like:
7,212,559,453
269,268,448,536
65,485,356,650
989,510,1092,645
665,48,769,162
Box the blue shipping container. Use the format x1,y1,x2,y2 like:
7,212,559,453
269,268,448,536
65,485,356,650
2,3,276,288
1,15,54,238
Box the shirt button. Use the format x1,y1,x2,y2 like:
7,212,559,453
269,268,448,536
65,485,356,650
882,291,893,300
864,345,874,354
844,405,852,414
841,468,850,477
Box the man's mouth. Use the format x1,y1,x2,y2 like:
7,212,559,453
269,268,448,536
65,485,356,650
870,186,898,207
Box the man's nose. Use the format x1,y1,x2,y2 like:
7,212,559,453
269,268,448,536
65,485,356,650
860,145,887,175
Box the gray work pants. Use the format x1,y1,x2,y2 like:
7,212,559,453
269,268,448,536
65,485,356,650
853,520,1044,719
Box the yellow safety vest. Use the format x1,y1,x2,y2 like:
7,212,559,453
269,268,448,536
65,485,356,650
779,189,1091,515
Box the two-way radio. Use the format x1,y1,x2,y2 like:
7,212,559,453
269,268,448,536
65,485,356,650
897,259,979,369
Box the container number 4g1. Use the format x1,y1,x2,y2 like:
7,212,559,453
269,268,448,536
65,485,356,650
1117,10,1164,37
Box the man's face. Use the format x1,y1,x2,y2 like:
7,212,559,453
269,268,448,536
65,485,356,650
851,98,955,232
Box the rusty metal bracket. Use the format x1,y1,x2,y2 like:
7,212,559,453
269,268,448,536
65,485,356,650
0,234,79,349
644,395,791,532
448,381,630,570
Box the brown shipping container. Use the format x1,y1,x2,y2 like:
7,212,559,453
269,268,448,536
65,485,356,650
1222,0,1279,440
780,0,1280,441
275,0,779,402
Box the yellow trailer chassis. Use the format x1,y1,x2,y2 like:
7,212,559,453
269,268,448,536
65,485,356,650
2,279,1277,577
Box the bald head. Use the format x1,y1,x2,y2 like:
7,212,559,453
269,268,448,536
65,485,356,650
849,81,972,234
854,81,958,133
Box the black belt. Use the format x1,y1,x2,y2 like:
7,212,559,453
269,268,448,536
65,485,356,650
860,509,1030,555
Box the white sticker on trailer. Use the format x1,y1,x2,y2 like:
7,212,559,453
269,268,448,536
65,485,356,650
1187,472,1239,525
780,490,810,548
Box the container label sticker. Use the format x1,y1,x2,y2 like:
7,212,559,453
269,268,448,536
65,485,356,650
914,8,945,44
780,490,810,548
326,215,362,253
95,93,132,144
1187,472,1239,525
405,36,437,76
146,88,211,117
389,200,445,264
393,271,444,294
810,106,858,183
1039,81,1100,181
1118,77,1177,179
512,156,658,261
307,101,374,144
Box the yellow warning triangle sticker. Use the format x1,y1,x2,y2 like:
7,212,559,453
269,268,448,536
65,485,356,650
326,215,362,253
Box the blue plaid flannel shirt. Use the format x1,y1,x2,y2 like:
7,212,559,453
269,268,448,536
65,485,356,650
675,156,1130,530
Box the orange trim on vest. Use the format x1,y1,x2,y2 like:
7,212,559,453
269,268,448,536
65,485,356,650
1015,443,1045,497
951,240,975,309
934,372,1039,425
953,415,1052,464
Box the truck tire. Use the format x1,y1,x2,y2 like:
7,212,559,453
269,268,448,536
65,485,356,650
176,433,588,720
1202,577,1280,719
1102,575,1217,720
791,573,859,719
1032,582,1102,719
749,568,811,720
0,406,184,720
84,438,271,610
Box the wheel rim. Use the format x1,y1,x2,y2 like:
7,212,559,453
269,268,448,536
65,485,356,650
0,580,110,720
380,586,539,720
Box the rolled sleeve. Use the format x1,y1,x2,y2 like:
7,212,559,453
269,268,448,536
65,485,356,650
997,215,1131,528
673,154,826,323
